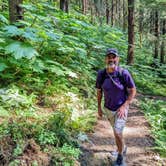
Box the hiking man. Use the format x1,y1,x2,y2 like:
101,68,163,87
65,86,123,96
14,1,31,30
96,48,136,165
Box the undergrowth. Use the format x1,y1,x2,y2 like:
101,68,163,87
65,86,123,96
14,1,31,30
0,0,165,165
140,98,166,157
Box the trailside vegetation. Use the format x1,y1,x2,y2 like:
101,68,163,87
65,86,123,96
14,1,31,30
0,0,165,165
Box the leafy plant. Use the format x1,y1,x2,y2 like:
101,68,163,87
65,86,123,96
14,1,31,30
5,41,39,59
49,144,81,166
140,98,166,156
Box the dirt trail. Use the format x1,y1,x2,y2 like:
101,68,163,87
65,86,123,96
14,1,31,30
79,98,165,166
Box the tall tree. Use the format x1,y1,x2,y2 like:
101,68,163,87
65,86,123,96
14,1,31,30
111,0,114,26
8,0,23,23
154,10,159,60
149,10,154,34
89,0,94,23
105,0,110,24
127,0,135,65
82,0,87,14
160,19,165,64
93,0,104,26
122,0,127,31
118,0,121,26
60,0,69,13
139,6,144,47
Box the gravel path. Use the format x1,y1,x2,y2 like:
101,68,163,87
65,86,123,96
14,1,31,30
79,98,165,166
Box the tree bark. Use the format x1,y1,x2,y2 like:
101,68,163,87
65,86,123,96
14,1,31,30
118,0,121,26
106,0,110,24
149,11,154,34
160,19,165,64
8,0,23,24
60,0,69,13
154,10,159,59
115,0,118,25
82,0,87,14
89,0,94,23
111,0,114,26
116,0,118,14
122,0,126,31
139,7,143,48
127,0,135,65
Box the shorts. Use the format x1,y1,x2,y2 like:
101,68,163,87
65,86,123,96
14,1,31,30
103,107,128,134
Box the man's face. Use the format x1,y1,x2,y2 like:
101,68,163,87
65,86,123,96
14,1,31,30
105,54,119,66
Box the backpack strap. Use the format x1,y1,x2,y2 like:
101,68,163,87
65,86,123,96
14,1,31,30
100,68,107,86
117,67,129,96
100,67,124,87
117,67,125,85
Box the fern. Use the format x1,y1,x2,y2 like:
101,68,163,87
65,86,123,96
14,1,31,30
0,62,8,71
0,14,9,25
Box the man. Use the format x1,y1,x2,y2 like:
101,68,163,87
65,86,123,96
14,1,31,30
96,48,136,165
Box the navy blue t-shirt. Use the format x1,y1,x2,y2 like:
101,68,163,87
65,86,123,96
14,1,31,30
96,67,136,111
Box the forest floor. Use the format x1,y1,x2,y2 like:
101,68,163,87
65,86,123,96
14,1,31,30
79,96,166,166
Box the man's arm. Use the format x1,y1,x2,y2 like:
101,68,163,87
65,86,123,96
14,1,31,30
118,87,136,118
97,89,103,118
124,87,136,107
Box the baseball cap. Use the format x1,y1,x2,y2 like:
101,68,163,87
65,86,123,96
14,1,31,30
106,48,119,57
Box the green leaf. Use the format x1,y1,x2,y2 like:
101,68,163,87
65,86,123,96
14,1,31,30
46,32,62,40
57,46,74,54
76,48,87,59
22,27,38,41
0,14,9,24
31,59,45,73
5,41,38,59
0,38,5,43
17,20,31,26
0,106,9,117
20,4,37,12
48,65,65,76
3,25,22,37
0,63,8,72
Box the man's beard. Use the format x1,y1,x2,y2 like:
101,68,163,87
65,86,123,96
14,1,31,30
106,62,118,73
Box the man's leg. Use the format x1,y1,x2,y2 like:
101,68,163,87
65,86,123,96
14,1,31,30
113,108,128,165
113,130,124,154
103,107,127,154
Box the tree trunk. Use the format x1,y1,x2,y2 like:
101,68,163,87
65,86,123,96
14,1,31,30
139,7,143,48
122,0,126,31
111,0,114,26
82,0,87,14
154,10,159,59
127,0,134,65
78,0,82,10
118,0,121,26
116,0,118,14
149,11,154,34
8,0,23,24
60,0,69,13
160,19,165,64
106,0,110,24
89,0,94,23
115,0,118,25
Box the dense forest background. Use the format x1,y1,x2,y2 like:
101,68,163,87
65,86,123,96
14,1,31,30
0,0,165,165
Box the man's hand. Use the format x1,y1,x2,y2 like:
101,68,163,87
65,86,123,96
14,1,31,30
98,108,103,120
118,87,136,119
117,104,128,119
